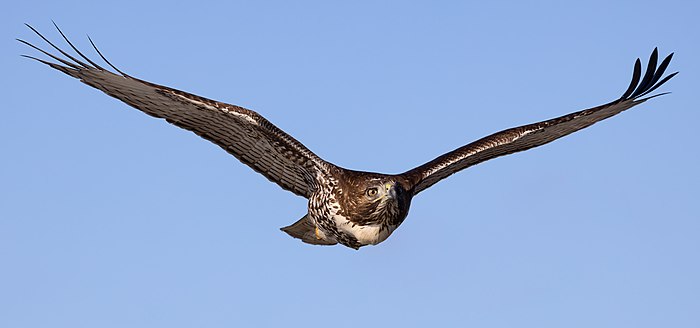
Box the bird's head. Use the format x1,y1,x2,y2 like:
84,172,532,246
336,173,413,226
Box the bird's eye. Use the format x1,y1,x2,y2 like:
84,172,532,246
366,187,378,197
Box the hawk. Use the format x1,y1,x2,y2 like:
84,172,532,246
20,23,677,249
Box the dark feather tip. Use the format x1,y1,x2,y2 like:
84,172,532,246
621,48,676,101
87,35,128,76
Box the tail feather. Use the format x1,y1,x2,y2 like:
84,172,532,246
281,215,337,246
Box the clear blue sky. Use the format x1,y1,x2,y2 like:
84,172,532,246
2,1,698,327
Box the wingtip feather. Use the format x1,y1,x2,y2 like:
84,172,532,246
52,21,106,71
620,58,642,100
620,48,676,101
21,22,132,79
87,35,129,77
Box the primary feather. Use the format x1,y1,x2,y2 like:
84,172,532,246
401,48,677,194
20,23,333,198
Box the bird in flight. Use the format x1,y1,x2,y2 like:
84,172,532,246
19,23,677,249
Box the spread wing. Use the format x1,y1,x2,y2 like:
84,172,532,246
402,48,677,195
19,23,332,198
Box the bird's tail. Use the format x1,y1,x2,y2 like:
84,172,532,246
281,215,337,246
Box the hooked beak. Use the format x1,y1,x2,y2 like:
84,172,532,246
385,181,397,199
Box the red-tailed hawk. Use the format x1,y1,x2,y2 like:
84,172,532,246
20,23,676,249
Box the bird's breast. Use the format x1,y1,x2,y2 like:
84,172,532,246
331,213,397,246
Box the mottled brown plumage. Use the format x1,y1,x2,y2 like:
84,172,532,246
20,23,676,249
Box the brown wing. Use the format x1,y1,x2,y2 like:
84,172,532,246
401,48,677,195
19,23,332,198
